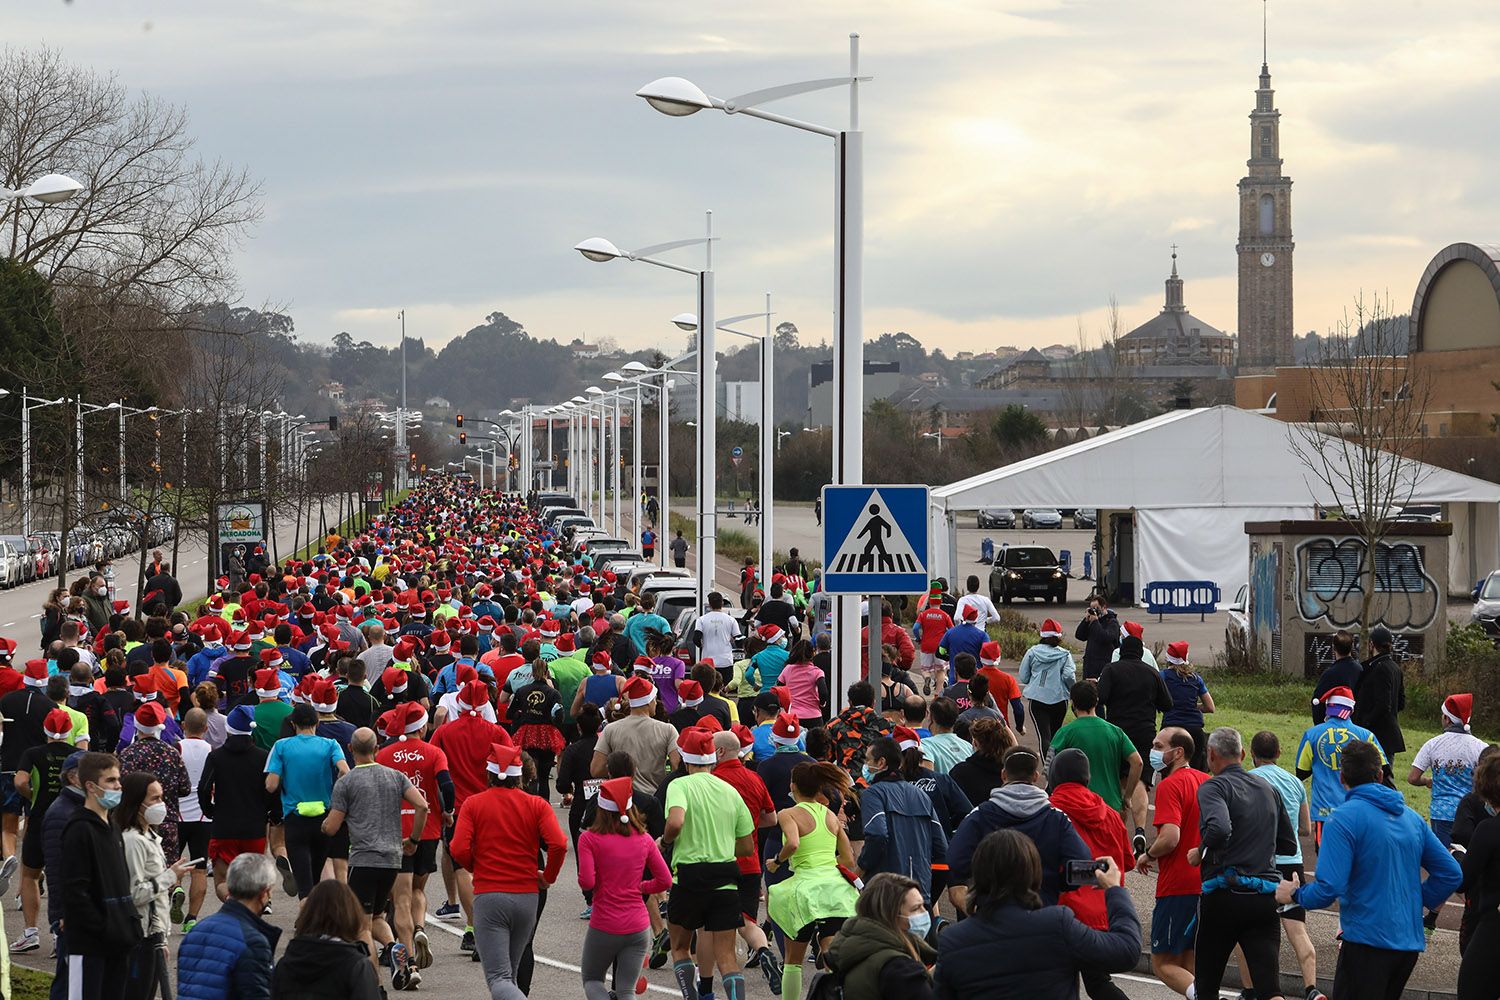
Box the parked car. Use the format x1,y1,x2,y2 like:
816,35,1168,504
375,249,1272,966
976,508,1016,529
1073,508,1098,529
0,537,34,585
27,536,52,578
1224,584,1250,665
0,541,20,589
1396,504,1442,523
629,566,692,593
1021,508,1063,529
1472,571,1500,637
988,544,1067,604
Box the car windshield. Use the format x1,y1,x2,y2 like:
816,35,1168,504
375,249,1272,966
1482,575,1500,600
1006,548,1057,568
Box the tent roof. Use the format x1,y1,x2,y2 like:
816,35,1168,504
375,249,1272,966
931,405,1500,511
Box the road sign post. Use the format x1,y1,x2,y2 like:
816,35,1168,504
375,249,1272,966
821,485,930,711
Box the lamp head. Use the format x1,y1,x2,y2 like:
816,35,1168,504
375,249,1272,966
635,77,713,117
602,372,624,383
574,237,624,263
23,173,84,204
570,396,587,404
671,313,699,332
621,361,650,373
585,386,604,396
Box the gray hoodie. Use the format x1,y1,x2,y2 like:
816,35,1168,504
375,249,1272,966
1018,643,1076,705
987,781,1052,820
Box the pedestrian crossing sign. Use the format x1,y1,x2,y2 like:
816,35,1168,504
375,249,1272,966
820,484,930,595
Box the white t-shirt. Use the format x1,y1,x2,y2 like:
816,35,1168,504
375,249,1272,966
177,737,212,824
1413,729,1490,822
571,597,595,618
437,690,498,724
955,593,1002,626
695,610,741,670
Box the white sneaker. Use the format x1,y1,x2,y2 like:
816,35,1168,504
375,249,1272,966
10,928,39,953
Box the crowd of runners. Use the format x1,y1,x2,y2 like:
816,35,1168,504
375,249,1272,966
4,474,1498,1000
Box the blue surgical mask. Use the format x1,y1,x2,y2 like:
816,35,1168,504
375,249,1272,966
862,765,879,783
1149,749,1167,772
907,911,932,940
1486,803,1497,818
99,788,123,809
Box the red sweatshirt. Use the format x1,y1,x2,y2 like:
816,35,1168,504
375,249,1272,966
1049,782,1132,930
450,785,567,894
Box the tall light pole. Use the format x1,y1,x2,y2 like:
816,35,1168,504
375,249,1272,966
396,310,408,492
576,219,717,610
17,392,67,538
636,37,868,702
77,400,121,517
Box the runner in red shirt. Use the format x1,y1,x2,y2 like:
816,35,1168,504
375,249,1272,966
977,641,1025,733
708,724,784,991
429,680,512,952
915,587,953,695
376,702,453,978
1136,726,1208,996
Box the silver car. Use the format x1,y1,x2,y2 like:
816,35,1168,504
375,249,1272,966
1472,571,1500,637
1021,508,1063,529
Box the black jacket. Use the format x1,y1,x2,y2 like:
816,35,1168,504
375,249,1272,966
1352,652,1406,755
143,572,183,612
1074,612,1120,679
948,754,1005,809
933,889,1140,1000
199,735,274,839
270,935,382,1000
61,805,142,955
1197,763,1297,882
1311,656,1363,724
1096,656,1171,737
42,784,84,926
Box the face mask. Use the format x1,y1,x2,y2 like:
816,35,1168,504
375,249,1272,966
862,765,880,783
907,911,932,940
96,587,108,597
1149,749,1167,772
98,788,123,809
144,802,168,826
1487,803,1497,818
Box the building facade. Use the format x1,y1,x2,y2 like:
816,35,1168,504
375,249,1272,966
1236,55,1295,372
1116,254,1236,367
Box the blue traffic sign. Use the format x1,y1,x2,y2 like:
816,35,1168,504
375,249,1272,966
820,485,930,594
731,446,743,458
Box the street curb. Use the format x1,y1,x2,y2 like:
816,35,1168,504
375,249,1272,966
1130,949,1459,999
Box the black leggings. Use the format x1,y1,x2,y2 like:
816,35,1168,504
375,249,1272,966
283,813,331,899
1192,891,1281,999
1029,700,1068,756
1081,969,1129,1000
1455,914,1500,1000
517,885,549,993
530,750,557,805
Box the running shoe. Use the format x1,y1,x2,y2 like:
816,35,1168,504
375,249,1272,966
406,967,422,990
579,904,592,920
412,928,432,969
460,928,475,953
1132,828,1147,859
169,885,186,925
389,941,410,991
0,855,17,897
10,928,39,954
755,946,784,995
434,901,462,920
648,926,671,969
275,854,297,897
1423,909,1439,934
181,918,197,934
1305,988,1327,1000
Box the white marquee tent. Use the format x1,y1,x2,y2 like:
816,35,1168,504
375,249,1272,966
928,406,1500,600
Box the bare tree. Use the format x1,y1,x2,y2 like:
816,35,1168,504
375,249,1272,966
1290,293,1433,636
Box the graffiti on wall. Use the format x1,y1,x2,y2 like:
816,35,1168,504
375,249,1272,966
1304,631,1425,679
1294,537,1440,630
1249,540,1282,667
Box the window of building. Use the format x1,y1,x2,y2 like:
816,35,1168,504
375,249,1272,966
1259,125,1274,159
1259,193,1274,234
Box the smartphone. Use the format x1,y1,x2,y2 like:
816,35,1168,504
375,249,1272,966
183,855,208,868
1063,859,1107,888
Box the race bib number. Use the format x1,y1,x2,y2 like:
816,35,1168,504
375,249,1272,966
582,779,603,801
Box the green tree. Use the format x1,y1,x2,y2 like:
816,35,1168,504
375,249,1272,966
991,404,1047,451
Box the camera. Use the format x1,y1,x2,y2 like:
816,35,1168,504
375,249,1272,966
1063,858,1109,888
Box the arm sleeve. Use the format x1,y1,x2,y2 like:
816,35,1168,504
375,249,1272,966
576,834,597,892
1297,816,1351,911
1096,666,1113,704
1197,777,1232,850
856,787,888,873
1010,698,1025,729
435,770,455,812
1155,675,1173,712
1075,619,1091,643
1059,887,1143,973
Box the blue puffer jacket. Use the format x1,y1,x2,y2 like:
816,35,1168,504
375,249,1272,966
177,898,282,1000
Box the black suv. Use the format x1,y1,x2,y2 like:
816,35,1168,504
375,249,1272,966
988,544,1068,604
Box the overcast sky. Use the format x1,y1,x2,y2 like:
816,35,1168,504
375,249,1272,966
9,0,1500,355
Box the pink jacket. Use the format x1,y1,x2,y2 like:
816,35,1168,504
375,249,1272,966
780,660,826,720
577,829,672,935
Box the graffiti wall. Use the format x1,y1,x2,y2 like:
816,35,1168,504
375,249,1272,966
1245,520,1450,678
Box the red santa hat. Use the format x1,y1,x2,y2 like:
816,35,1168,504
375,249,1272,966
596,775,635,824
1039,619,1063,639
381,701,429,741
254,668,282,700
43,708,74,742
382,666,410,695
539,618,561,639
960,603,980,622
1318,685,1356,718
245,621,265,641
134,701,168,736
591,651,613,673
130,672,156,700
1444,693,1474,731
429,631,452,654
756,623,785,645
678,680,704,709
632,656,654,675
773,686,792,712
1164,641,1190,666
554,633,575,653
979,641,1002,667
393,637,419,663
486,743,523,779
0,637,18,663
110,600,130,615
310,679,340,714
457,680,490,715
894,726,922,751
23,659,48,688
1122,621,1145,641
676,727,717,767
732,723,755,756
693,714,724,734
207,594,225,611
230,631,253,652
770,712,803,747
260,648,284,671
454,663,479,686
623,676,657,708
477,616,497,633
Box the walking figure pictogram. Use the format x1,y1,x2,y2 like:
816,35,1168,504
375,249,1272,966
856,504,894,572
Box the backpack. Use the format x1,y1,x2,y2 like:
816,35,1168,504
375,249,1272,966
807,970,843,1000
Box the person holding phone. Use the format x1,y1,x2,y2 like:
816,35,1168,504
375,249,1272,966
933,828,1140,998
115,770,200,1000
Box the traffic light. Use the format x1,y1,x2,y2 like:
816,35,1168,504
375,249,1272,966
455,414,464,428
459,431,467,445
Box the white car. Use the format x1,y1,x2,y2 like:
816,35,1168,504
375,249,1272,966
1021,508,1063,529
0,541,19,589
1224,584,1250,665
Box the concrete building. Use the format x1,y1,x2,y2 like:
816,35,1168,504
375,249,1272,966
807,360,902,426
719,381,761,423
1116,253,1236,367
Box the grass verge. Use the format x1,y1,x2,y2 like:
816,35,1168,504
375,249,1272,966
13,966,51,1000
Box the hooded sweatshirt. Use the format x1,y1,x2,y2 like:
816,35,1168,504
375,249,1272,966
1296,781,1462,952
1050,781,1133,930
947,781,1090,905
1018,644,1076,705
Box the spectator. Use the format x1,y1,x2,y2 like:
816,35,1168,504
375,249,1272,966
41,751,86,993
1455,752,1500,996
1018,620,1076,756
1074,594,1120,680
1352,625,1406,762
823,872,935,1000
934,829,1139,1000
1049,682,1142,821
270,880,383,999
62,752,142,997
177,852,282,1000
1277,739,1461,1000
115,771,196,998
1310,630,1361,724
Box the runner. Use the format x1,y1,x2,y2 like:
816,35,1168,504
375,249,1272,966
265,702,350,900
197,705,276,901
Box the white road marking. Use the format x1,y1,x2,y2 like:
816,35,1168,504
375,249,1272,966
1,622,12,628
424,913,677,996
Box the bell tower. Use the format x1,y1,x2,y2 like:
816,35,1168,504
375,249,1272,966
1236,2,1294,372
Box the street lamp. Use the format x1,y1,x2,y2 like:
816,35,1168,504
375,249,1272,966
922,430,944,454
637,36,870,703
575,217,718,611
1,173,84,205
16,392,68,537
674,293,776,582
77,400,120,518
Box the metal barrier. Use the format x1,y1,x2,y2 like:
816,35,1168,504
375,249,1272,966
1141,580,1222,622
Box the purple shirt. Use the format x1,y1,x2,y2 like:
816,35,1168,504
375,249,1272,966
649,656,686,714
